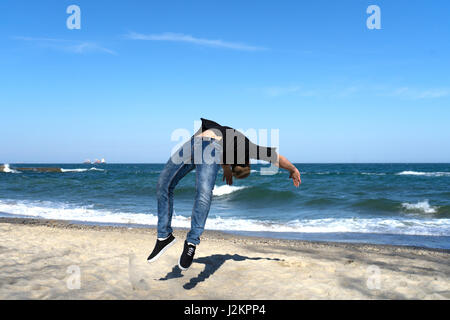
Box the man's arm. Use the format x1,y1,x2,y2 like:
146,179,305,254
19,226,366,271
275,154,301,187
222,164,233,186
251,143,301,188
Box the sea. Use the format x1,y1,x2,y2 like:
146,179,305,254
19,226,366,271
1,163,449,249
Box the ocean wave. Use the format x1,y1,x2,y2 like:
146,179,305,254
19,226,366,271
207,216,450,236
212,185,247,196
303,171,450,177
402,200,437,214
352,198,399,212
397,171,450,177
351,198,445,216
304,172,386,176
60,167,105,173
1,164,20,174
360,172,387,176
0,199,449,236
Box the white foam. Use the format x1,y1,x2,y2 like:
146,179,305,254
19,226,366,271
397,171,450,177
206,216,450,236
0,200,158,225
60,168,88,172
1,164,20,173
0,199,448,237
60,167,105,173
212,185,247,196
402,200,438,214
361,172,386,176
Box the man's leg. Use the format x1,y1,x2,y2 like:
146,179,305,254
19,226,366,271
148,144,194,263
185,160,220,245
156,149,194,239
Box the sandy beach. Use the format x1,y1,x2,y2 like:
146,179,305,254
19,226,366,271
0,217,448,300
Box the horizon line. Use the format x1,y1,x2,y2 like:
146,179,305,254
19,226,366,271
4,162,450,165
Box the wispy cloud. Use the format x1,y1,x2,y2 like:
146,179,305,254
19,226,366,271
262,85,319,97
263,85,301,97
261,83,450,100
12,36,116,55
390,87,450,100
67,42,116,55
126,32,267,51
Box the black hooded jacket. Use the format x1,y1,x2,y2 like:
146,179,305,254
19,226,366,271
198,118,278,165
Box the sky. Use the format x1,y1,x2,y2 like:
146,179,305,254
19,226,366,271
0,0,449,163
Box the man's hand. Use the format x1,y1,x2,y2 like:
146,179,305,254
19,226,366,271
222,165,233,185
277,154,301,188
290,168,301,187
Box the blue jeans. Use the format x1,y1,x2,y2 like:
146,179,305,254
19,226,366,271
156,137,221,245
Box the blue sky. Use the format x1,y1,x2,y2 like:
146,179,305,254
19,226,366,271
0,0,449,163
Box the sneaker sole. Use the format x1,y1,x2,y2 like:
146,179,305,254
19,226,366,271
147,238,177,263
178,255,189,271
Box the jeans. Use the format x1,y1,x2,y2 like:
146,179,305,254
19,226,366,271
156,137,221,245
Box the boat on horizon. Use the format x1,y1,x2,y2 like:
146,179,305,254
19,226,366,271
93,158,106,164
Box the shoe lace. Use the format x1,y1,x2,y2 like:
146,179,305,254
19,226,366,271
187,247,195,256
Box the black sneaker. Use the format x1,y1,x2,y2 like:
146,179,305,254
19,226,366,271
147,234,176,263
178,241,196,271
